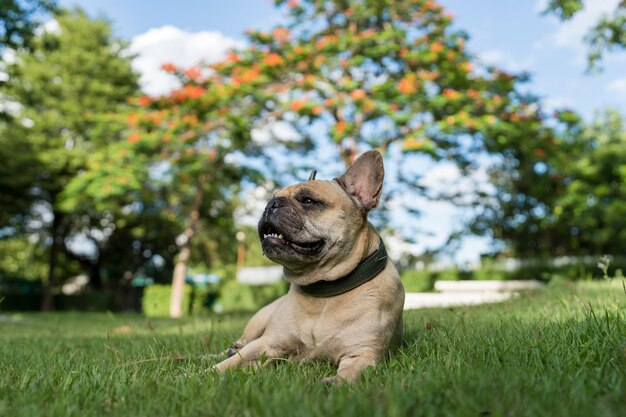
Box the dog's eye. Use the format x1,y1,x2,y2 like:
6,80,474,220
299,196,319,206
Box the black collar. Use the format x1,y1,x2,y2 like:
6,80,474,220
297,239,388,297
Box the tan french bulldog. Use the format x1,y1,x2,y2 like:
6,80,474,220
213,150,405,384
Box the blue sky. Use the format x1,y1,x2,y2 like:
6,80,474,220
58,0,626,263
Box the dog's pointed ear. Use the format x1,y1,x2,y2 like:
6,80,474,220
336,150,384,212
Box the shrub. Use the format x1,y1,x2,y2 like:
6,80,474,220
400,269,437,292
217,280,288,313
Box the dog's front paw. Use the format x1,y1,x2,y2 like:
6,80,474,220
226,341,244,357
320,376,347,386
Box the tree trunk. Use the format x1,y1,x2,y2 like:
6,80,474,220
169,177,205,318
89,262,102,289
41,211,63,311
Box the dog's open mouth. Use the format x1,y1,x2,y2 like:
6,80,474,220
260,223,325,256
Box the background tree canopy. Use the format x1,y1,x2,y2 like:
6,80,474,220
1,0,625,313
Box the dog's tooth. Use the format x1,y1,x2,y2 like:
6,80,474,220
279,234,283,239
264,234,268,238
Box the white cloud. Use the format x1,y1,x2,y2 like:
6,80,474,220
129,25,243,95
252,121,301,144
607,77,626,94
35,19,60,36
542,96,573,114
419,162,493,200
551,0,620,49
478,49,534,72
535,0,621,58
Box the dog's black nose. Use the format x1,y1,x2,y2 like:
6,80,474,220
268,197,287,213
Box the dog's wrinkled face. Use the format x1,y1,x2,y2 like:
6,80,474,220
258,151,384,273
258,180,360,269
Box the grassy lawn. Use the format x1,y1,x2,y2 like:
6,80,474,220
1,280,625,417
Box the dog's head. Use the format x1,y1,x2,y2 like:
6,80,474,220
258,150,384,275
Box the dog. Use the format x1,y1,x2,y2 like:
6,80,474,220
213,150,405,384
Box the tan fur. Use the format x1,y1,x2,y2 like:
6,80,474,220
213,152,405,384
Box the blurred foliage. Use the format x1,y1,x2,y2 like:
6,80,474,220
550,109,626,254
209,0,566,234
236,225,275,267
2,0,626,305
61,36,280,312
400,269,437,292
0,237,48,281
217,279,288,313
543,0,626,71
227,0,551,170
401,255,626,292
472,109,626,258
0,0,56,51
0,7,140,304
142,284,192,317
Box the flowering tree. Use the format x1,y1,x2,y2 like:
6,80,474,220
218,0,546,172
64,62,274,317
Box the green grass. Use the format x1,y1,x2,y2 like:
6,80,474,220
1,280,625,417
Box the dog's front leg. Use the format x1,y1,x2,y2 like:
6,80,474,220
227,296,285,356
323,352,378,385
213,337,278,372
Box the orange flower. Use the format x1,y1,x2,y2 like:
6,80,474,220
232,65,261,85
313,55,326,67
398,74,417,95
311,105,324,115
272,27,290,43
127,113,139,125
290,98,307,111
161,62,177,72
445,116,455,125
226,53,239,63
336,121,347,135
287,0,299,7
535,148,546,159
183,85,205,99
128,132,140,144
138,96,152,107
263,53,285,67
185,67,202,80
430,42,444,53
350,89,367,100
389,103,399,111
442,88,460,99
324,98,334,107
467,89,480,99
315,35,338,49
163,133,171,142
402,138,423,150
417,69,439,81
